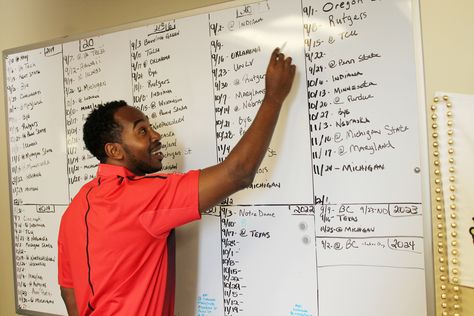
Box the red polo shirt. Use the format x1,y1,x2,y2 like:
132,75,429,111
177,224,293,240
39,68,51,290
58,164,200,315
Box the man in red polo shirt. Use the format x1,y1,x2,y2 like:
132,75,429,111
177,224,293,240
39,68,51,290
58,48,295,315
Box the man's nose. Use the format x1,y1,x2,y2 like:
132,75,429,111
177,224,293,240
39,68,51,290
151,128,161,141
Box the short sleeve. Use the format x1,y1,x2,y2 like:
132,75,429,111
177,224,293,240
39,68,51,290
58,222,73,287
139,170,201,238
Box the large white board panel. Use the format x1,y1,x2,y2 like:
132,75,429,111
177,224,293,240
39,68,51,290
3,0,430,315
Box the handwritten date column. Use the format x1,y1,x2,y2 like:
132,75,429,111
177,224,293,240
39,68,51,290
62,38,107,195
219,205,317,315
209,2,317,314
208,3,277,196
301,3,426,315
129,19,216,172
6,48,68,204
208,5,270,315
5,47,68,314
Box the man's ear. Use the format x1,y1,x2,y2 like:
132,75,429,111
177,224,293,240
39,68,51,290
104,143,124,161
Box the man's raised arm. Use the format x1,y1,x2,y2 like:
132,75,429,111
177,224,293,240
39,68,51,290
198,48,296,211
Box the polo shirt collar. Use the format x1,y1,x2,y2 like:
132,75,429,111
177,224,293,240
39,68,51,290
97,163,136,178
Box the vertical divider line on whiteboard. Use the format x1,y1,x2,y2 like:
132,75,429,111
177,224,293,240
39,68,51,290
60,43,72,202
207,11,223,187
3,50,20,315
206,9,228,313
412,0,435,314
298,0,321,314
128,39,134,115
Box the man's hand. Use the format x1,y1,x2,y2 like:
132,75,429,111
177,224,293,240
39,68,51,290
264,48,296,106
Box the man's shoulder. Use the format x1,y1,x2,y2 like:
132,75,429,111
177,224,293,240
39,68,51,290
64,179,97,212
133,169,200,182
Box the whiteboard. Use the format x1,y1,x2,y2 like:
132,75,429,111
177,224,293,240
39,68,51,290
3,0,433,315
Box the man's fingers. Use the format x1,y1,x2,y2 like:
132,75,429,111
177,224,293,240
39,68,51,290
271,48,280,63
269,47,296,77
290,64,296,78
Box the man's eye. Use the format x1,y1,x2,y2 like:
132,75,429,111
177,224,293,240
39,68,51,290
139,128,147,135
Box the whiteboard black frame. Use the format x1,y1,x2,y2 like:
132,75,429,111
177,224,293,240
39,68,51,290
1,0,434,315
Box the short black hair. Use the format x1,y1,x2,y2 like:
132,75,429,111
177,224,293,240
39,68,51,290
83,100,128,162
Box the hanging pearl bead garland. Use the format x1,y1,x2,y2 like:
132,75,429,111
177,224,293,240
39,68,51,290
431,95,462,316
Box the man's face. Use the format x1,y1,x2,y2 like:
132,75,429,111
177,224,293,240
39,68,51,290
113,106,163,175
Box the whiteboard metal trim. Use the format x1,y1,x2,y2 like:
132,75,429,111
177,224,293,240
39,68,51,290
413,0,435,315
2,0,258,57
2,44,22,316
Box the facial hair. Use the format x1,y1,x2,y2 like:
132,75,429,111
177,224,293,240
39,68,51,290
122,143,162,175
